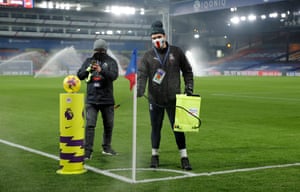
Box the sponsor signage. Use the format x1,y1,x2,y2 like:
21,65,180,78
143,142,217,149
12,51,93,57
0,0,34,8
170,0,284,16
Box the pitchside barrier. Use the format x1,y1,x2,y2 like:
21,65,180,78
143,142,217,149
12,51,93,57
174,94,202,132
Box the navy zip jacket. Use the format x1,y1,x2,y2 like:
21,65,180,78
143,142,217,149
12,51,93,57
137,43,194,105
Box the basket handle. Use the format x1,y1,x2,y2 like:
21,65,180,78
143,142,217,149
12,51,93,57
175,105,202,128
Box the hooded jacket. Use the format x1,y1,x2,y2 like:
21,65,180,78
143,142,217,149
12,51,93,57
77,52,118,105
137,43,194,105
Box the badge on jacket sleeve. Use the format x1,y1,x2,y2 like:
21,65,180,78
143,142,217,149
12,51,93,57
152,68,166,84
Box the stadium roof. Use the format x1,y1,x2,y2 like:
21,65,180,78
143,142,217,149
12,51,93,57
1,0,300,43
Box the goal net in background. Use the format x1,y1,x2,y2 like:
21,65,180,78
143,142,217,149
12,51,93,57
0,60,33,75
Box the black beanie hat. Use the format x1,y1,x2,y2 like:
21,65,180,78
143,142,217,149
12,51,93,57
150,20,165,35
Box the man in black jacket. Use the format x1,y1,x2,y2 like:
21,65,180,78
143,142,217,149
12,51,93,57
137,21,194,170
77,39,119,159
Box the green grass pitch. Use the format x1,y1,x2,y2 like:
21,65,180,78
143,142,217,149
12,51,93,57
0,75,300,192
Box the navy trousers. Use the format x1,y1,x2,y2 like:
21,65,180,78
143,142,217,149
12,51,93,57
84,103,114,154
149,102,186,150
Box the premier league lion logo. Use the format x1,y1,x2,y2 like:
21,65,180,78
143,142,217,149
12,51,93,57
64,108,74,120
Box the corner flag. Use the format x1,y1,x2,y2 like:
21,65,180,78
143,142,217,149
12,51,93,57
125,49,137,90
124,49,138,182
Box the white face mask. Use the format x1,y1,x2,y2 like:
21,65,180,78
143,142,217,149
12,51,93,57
152,38,165,49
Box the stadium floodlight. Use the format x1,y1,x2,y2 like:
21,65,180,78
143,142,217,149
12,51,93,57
48,1,54,9
140,8,145,15
125,6,136,15
240,16,246,21
106,5,136,15
111,6,122,15
248,14,257,22
60,3,65,9
76,4,81,11
106,30,113,35
261,14,267,20
230,7,237,12
230,16,240,24
104,6,110,13
40,1,47,8
269,12,278,18
65,3,70,10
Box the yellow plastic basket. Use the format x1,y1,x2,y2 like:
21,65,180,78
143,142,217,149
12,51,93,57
174,94,201,132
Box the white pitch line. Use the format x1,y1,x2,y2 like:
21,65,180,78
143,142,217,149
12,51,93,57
0,138,132,183
0,138,59,161
106,167,197,176
192,163,300,177
212,93,300,102
84,165,133,183
104,163,300,184
1,138,300,184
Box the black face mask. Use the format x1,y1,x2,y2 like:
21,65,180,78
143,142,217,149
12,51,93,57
93,52,106,61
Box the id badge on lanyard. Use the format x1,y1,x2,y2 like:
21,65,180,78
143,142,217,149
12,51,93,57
152,68,166,84
152,47,169,85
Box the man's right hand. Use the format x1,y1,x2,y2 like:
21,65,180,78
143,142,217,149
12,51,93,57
137,91,144,97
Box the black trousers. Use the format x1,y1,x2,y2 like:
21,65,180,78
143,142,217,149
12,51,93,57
84,103,114,154
149,102,186,150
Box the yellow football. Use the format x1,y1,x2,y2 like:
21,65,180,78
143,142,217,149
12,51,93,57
63,75,81,93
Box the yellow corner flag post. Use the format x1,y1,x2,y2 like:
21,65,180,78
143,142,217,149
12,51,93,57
57,75,86,174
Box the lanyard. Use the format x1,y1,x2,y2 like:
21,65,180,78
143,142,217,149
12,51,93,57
153,46,170,67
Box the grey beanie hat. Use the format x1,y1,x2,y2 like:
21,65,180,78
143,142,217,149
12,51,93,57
93,39,107,51
150,20,165,35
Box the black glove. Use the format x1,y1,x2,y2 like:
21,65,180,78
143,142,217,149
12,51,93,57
86,65,93,72
185,86,193,96
137,90,144,97
86,60,97,72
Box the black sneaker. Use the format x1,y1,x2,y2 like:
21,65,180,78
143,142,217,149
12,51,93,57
84,153,92,161
181,157,192,171
102,148,118,156
150,155,159,168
